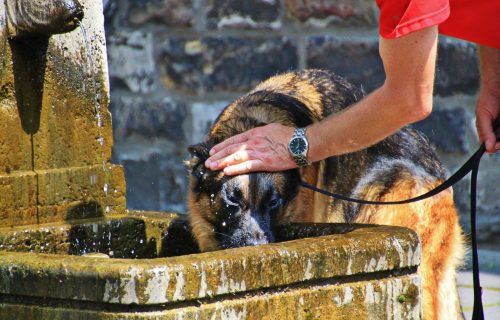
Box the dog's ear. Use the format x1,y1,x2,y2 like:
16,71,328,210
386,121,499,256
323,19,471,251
187,142,211,162
186,142,214,181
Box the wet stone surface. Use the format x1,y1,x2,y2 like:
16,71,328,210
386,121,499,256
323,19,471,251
0,210,422,318
0,213,194,258
0,217,421,303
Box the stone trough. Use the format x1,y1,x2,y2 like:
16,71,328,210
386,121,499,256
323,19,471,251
0,0,422,319
0,212,422,319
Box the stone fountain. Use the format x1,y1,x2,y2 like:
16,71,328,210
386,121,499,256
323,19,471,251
0,1,422,319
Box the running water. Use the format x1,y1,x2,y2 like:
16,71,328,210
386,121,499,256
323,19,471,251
79,23,111,201
80,24,103,131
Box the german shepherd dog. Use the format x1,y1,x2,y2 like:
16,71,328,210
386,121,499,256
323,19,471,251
187,69,465,320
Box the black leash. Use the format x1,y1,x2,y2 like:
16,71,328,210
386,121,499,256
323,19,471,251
301,144,487,319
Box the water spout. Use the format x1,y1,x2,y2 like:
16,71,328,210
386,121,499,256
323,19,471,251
5,0,84,38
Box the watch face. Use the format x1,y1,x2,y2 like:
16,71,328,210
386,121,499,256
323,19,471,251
290,137,307,154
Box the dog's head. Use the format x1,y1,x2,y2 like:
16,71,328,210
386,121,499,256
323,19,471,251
187,142,300,251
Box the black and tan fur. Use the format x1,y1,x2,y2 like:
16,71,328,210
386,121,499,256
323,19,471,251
187,69,465,320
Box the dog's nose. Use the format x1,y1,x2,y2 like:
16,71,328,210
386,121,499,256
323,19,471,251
247,231,270,246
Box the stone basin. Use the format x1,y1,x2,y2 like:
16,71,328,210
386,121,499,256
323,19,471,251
0,211,422,319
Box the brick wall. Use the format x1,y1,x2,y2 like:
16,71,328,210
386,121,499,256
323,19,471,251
103,0,499,244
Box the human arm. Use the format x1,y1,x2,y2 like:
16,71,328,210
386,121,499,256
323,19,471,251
475,45,500,153
205,26,439,175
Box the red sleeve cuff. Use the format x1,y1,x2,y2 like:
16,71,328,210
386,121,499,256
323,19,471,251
378,1,450,39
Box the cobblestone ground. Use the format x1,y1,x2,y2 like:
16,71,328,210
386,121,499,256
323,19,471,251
459,249,500,320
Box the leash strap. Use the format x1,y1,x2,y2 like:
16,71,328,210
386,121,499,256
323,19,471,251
300,144,486,205
470,148,484,320
300,144,486,319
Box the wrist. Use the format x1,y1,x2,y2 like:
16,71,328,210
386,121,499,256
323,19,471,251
306,123,332,163
478,45,500,96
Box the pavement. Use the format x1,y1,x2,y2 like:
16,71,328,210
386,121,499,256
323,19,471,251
458,249,500,320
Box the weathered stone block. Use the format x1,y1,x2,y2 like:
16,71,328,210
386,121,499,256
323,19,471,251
0,101,32,174
307,36,383,92
435,38,479,96
0,171,37,227
0,38,33,174
285,0,376,27
109,95,187,143
32,82,113,169
36,164,126,224
206,0,281,29
412,107,468,154
127,0,194,27
107,31,157,94
158,36,299,94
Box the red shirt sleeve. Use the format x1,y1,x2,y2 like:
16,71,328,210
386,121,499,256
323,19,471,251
439,0,500,49
377,0,500,49
377,0,450,39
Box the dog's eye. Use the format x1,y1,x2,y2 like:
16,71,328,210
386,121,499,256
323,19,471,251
222,187,247,209
268,197,281,210
226,194,239,207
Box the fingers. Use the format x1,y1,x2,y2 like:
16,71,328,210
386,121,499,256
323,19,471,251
476,108,500,153
205,147,254,171
209,132,249,156
476,114,495,152
203,123,296,174
222,160,264,176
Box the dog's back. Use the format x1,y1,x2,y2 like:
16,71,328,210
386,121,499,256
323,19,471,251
188,69,465,319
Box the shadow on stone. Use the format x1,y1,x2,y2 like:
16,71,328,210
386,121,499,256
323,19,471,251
10,37,49,135
65,200,105,221
67,217,158,258
274,222,373,242
160,220,374,257
160,217,200,257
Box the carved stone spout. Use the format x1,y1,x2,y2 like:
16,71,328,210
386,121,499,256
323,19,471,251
5,0,84,38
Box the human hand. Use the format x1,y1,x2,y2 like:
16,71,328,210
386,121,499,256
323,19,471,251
475,89,500,153
204,123,297,175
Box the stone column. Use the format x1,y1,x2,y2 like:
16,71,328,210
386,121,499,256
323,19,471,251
0,0,125,227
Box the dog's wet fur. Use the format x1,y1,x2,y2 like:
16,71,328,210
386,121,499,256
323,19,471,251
187,69,465,319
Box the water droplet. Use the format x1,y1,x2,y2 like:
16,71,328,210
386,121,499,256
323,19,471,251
222,221,226,227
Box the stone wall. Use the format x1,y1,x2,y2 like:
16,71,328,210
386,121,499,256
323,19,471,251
104,0,499,244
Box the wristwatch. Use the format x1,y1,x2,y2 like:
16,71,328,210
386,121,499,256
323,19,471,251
288,127,310,167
